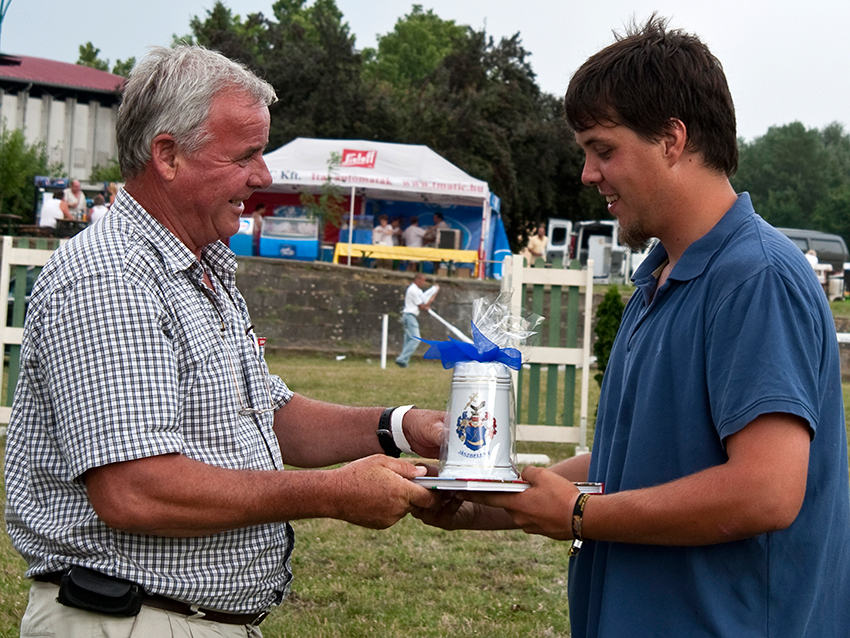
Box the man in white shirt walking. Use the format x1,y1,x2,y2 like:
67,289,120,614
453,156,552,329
395,274,439,368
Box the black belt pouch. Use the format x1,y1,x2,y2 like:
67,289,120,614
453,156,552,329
57,566,144,616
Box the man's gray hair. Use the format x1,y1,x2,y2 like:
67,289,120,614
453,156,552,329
117,45,277,180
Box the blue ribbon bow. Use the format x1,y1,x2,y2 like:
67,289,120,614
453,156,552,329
420,322,522,370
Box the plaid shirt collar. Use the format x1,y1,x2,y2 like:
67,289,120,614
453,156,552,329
113,189,238,282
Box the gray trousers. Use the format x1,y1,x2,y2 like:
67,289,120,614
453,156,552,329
395,313,421,365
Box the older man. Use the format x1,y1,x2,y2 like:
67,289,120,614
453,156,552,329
63,179,87,220
5,45,440,637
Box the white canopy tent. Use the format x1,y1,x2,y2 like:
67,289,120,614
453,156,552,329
261,138,499,273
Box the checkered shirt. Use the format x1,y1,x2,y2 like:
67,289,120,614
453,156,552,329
4,189,295,613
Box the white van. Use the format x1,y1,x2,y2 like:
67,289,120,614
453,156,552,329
572,220,630,282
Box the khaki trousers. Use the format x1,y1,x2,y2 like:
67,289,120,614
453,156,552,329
20,581,264,638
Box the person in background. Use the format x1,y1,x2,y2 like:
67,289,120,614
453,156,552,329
252,202,267,256
433,212,449,233
423,212,449,247
519,224,547,264
417,15,850,638
5,44,441,638
402,215,428,272
390,217,403,246
371,214,396,269
38,190,72,228
63,179,88,220
402,215,427,248
88,194,109,224
372,214,395,246
106,182,119,207
395,273,439,368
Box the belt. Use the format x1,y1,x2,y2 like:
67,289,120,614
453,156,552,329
34,572,269,626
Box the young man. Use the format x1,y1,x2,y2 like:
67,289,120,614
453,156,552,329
418,16,850,638
5,45,441,636
395,273,439,368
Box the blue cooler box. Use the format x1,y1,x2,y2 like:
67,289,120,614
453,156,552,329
339,214,374,245
259,217,319,261
229,217,254,256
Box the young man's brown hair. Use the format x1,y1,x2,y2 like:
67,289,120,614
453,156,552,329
564,14,738,177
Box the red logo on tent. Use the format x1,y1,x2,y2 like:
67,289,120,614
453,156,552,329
341,149,377,169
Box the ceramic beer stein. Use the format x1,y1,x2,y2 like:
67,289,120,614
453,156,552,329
440,360,518,480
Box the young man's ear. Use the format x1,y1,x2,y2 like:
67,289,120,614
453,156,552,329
150,134,180,181
661,118,688,165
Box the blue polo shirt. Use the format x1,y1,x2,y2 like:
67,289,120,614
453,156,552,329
568,194,850,637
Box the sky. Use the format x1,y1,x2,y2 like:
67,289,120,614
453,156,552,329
2,0,848,142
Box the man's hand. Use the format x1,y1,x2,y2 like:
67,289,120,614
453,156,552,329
412,462,521,532
402,409,445,459
329,455,437,529
413,492,483,530
464,466,581,540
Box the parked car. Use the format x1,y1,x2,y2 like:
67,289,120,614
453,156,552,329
775,228,849,274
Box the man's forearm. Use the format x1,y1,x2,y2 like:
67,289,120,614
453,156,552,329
273,394,443,467
580,415,810,546
273,394,385,467
549,452,592,482
84,452,434,536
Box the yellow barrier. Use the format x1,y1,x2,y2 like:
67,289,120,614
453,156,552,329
332,243,478,266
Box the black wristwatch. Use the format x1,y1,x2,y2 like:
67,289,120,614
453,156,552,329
377,407,402,457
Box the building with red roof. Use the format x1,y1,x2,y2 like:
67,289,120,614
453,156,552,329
0,53,125,179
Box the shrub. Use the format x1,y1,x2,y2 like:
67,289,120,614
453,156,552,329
593,285,625,387
0,122,53,222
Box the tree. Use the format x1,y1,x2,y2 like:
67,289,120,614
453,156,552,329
90,159,122,183
0,121,55,221
76,41,135,77
187,1,270,65
362,5,467,89
189,0,370,150
734,122,840,228
813,183,850,241
298,152,348,228
381,24,597,249
77,42,109,72
734,121,850,249
110,57,136,78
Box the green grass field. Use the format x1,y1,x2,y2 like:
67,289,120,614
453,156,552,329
0,353,593,638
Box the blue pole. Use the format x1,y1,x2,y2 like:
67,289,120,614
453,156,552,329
0,0,12,51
